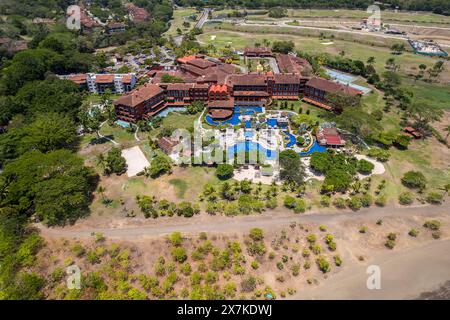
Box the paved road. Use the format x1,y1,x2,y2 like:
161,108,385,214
38,202,449,239
195,8,211,29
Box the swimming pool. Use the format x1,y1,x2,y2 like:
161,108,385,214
267,118,278,128
245,120,252,128
205,106,264,126
299,141,327,156
227,141,277,160
116,119,131,128
155,107,187,118
283,131,297,148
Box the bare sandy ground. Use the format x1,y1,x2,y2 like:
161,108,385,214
293,239,450,300
121,146,149,177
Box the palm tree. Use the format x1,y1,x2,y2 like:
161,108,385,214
97,185,106,201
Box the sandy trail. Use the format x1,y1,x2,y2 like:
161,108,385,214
37,202,449,239
293,239,450,300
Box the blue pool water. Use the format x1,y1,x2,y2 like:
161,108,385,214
283,131,297,148
116,119,131,128
155,107,187,118
205,106,264,126
267,118,278,128
245,120,252,128
244,131,254,139
227,141,277,160
299,141,327,157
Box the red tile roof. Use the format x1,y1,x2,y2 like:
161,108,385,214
306,77,362,96
208,99,234,109
187,58,216,69
67,74,87,85
208,109,233,120
244,47,272,55
177,55,198,64
95,74,115,84
209,84,228,94
114,83,164,108
121,74,132,84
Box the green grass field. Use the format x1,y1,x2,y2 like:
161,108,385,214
241,9,450,25
165,8,199,37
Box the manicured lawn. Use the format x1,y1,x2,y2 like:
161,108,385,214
99,123,136,146
169,178,189,198
243,9,450,25
165,8,198,37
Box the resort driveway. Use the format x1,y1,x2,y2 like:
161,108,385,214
121,146,149,177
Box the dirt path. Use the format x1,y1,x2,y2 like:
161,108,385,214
37,202,449,239
292,239,450,300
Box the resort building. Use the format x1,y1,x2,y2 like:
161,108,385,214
112,55,364,123
113,83,165,122
107,22,126,34
303,77,363,112
158,137,180,155
243,47,273,57
60,73,137,94
316,127,345,147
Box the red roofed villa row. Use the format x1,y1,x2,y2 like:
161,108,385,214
244,47,273,57
316,128,345,147
113,55,364,123
58,73,137,94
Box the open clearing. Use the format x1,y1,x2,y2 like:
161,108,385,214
122,146,149,177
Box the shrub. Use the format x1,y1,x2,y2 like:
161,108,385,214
251,261,259,270
408,229,419,237
387,233,397,241
320,195,331,207
303,261,311,270
292,264,300,276
359,226,368,234
385,239,396,249
311,244,322,255
375,194,387,207
316,256,330,273
283,195,297,209
334,255,342,266
423,220,441,231
276,262,284,270
347,196,362,210
357,159,374,174
177,201,196,218
72,244,86,257
426,192,444,205
171,247,187,263
360,194,373,207
216,164,234,180
249,228,264,241
306,234,316,244
302,249,310,258
367,148,390,162
432,231,441,239
293,199,307,213
401,171,427,189
398,191,414,205
319,225,327,232
333,197,346,209
169,232,183,246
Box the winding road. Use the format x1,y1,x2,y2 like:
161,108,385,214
38,202,449,239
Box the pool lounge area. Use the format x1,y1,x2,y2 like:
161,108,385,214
227,141,278,161
283,131,297,148
205,105,264,126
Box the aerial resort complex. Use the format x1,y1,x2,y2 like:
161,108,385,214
0,0,449,303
